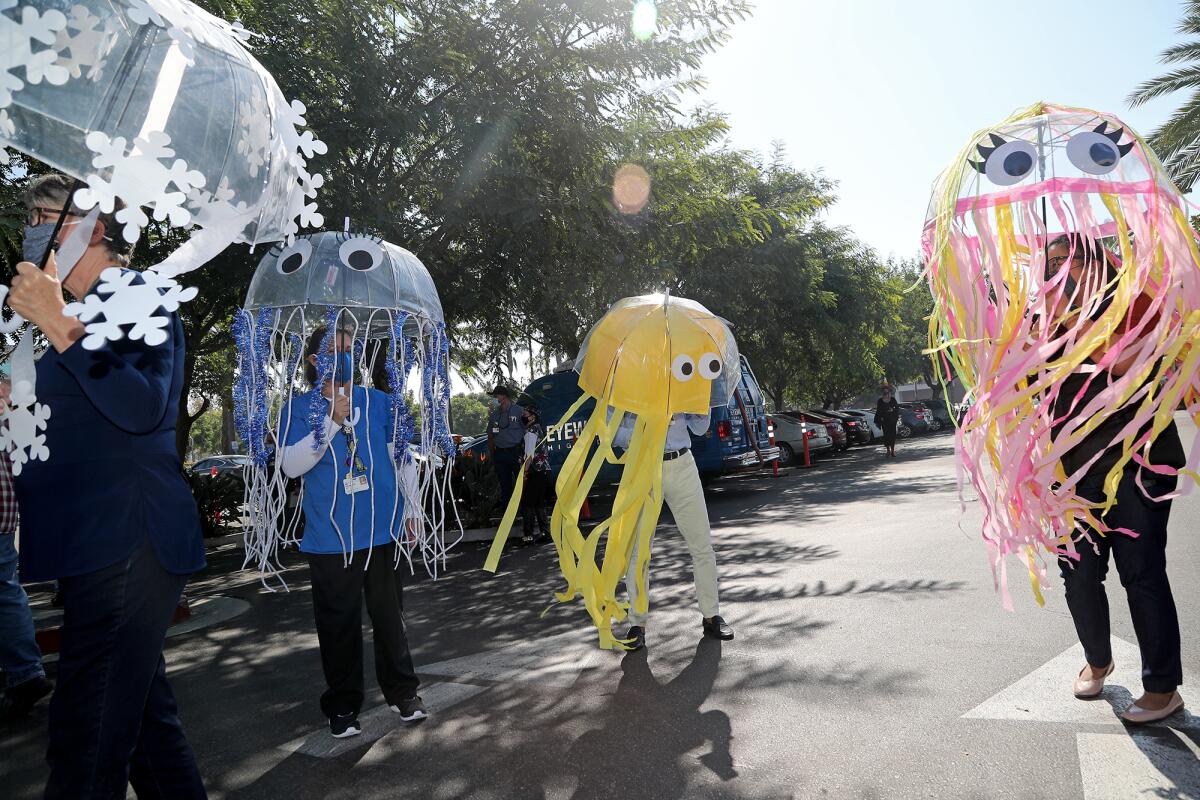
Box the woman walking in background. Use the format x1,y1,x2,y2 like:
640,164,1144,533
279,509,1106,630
876,385,900,457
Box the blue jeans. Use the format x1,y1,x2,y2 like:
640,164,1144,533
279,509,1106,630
45,536,206,799
0,532,44,687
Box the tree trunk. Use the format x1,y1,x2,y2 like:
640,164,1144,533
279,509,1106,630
220,393,236,453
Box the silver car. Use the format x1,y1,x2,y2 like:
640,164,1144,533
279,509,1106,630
769,414,833,466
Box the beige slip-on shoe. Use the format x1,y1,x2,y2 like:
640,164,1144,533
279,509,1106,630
1073,662,1115,699
1121,692,1184,725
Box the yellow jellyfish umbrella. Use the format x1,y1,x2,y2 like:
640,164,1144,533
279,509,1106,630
484,294,738,648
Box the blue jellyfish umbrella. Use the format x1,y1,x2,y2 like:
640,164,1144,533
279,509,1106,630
234,230,460,584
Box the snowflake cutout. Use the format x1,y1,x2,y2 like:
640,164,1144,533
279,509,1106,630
0,379,50,476
54,5,116,81
279,99,328,165
0,1,69,109
0,109,13,165
237,93,271,176
63,267,198,350
75,130,206,242
125,0,250,64
187,177,251,240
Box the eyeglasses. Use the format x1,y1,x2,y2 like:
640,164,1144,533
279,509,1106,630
1046,255,1085,271
27,206,83,226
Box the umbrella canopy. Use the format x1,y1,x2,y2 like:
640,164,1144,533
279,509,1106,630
575,293,739,417
244,231,444,340
0,0,324,272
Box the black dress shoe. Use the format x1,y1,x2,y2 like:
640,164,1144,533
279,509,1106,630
702,615,734,641
0,676,53,722
622,626,645,651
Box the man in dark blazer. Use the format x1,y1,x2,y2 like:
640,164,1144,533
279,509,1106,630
8,174,208,798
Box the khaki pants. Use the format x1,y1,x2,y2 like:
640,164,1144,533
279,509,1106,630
625,450,720,626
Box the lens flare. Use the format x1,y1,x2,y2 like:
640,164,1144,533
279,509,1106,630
612,163,651,214
631,0,657,41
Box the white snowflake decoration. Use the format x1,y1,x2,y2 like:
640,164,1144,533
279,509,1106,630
280,99,327,166
54,5,116,81
0,108,13,165
125,0,250,64
186,177,250,238
75,130,206,242
236,93,271,176
63,267,198,350
0,1,69,109
0,379,50,476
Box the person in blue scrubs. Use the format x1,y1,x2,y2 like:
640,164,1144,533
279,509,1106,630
8,173,207,798
279,326,425,739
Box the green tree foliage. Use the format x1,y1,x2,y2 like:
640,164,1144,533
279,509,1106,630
1129,1,1200,189
0,0,933,440
450,392,490,437
186,408,224,463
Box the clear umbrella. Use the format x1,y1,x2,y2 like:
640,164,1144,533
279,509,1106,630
0,0,325,279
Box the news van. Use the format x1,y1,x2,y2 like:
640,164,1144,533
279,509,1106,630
455,356,778,522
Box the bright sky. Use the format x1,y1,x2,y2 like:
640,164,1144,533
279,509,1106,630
696,0,1191,260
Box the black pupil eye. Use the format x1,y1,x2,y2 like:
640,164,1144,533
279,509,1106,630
1090,142,1117,167
347,250,374,270
1003,150,1032,177
709,360,720,373
681,361,693,375
280,252,304,273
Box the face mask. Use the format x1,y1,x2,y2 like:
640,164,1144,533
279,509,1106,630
23,218,89,281
334,352,354,383
22,223,58,266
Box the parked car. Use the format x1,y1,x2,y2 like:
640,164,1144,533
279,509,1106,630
897,404,930,435
783,410,848,452
906,401,941,431
926,398,956,427
769,413,833,466
190,454,251,479
821,409,872,445
841,409,883,440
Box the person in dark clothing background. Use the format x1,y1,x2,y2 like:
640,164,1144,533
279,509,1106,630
487,385,524,508
1043,233,1186,725
519,405,551,544
875,386,900,457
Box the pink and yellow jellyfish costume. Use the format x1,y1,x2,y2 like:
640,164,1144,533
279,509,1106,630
923,102,1200,607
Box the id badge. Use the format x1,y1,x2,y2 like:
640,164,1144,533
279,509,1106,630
343,474,369,495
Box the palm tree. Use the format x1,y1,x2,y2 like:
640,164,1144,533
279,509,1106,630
1129,0,1200,190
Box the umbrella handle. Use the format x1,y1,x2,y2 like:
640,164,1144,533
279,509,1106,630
37,178,86,271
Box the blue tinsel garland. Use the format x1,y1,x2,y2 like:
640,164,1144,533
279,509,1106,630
387,313,414,463
308,306,338,449
233,308,273,466
423,323,456,458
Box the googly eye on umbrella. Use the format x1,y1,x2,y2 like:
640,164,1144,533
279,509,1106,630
0,0,327,352
923,101,1200,608
234,231,460,585
484,293,739,649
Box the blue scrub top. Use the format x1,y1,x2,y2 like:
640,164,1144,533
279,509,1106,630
283,386,404,554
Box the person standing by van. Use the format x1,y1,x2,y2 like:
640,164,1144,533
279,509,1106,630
487,385,525,508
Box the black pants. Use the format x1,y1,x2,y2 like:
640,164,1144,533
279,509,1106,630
882,421,897,448
493,446,521,507
307,543,420,718
522,470,550,536
46,538,205,800
1060,470,1182,693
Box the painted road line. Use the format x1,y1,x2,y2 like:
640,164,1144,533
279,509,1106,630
278,681,488,759
964,636,1198,729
